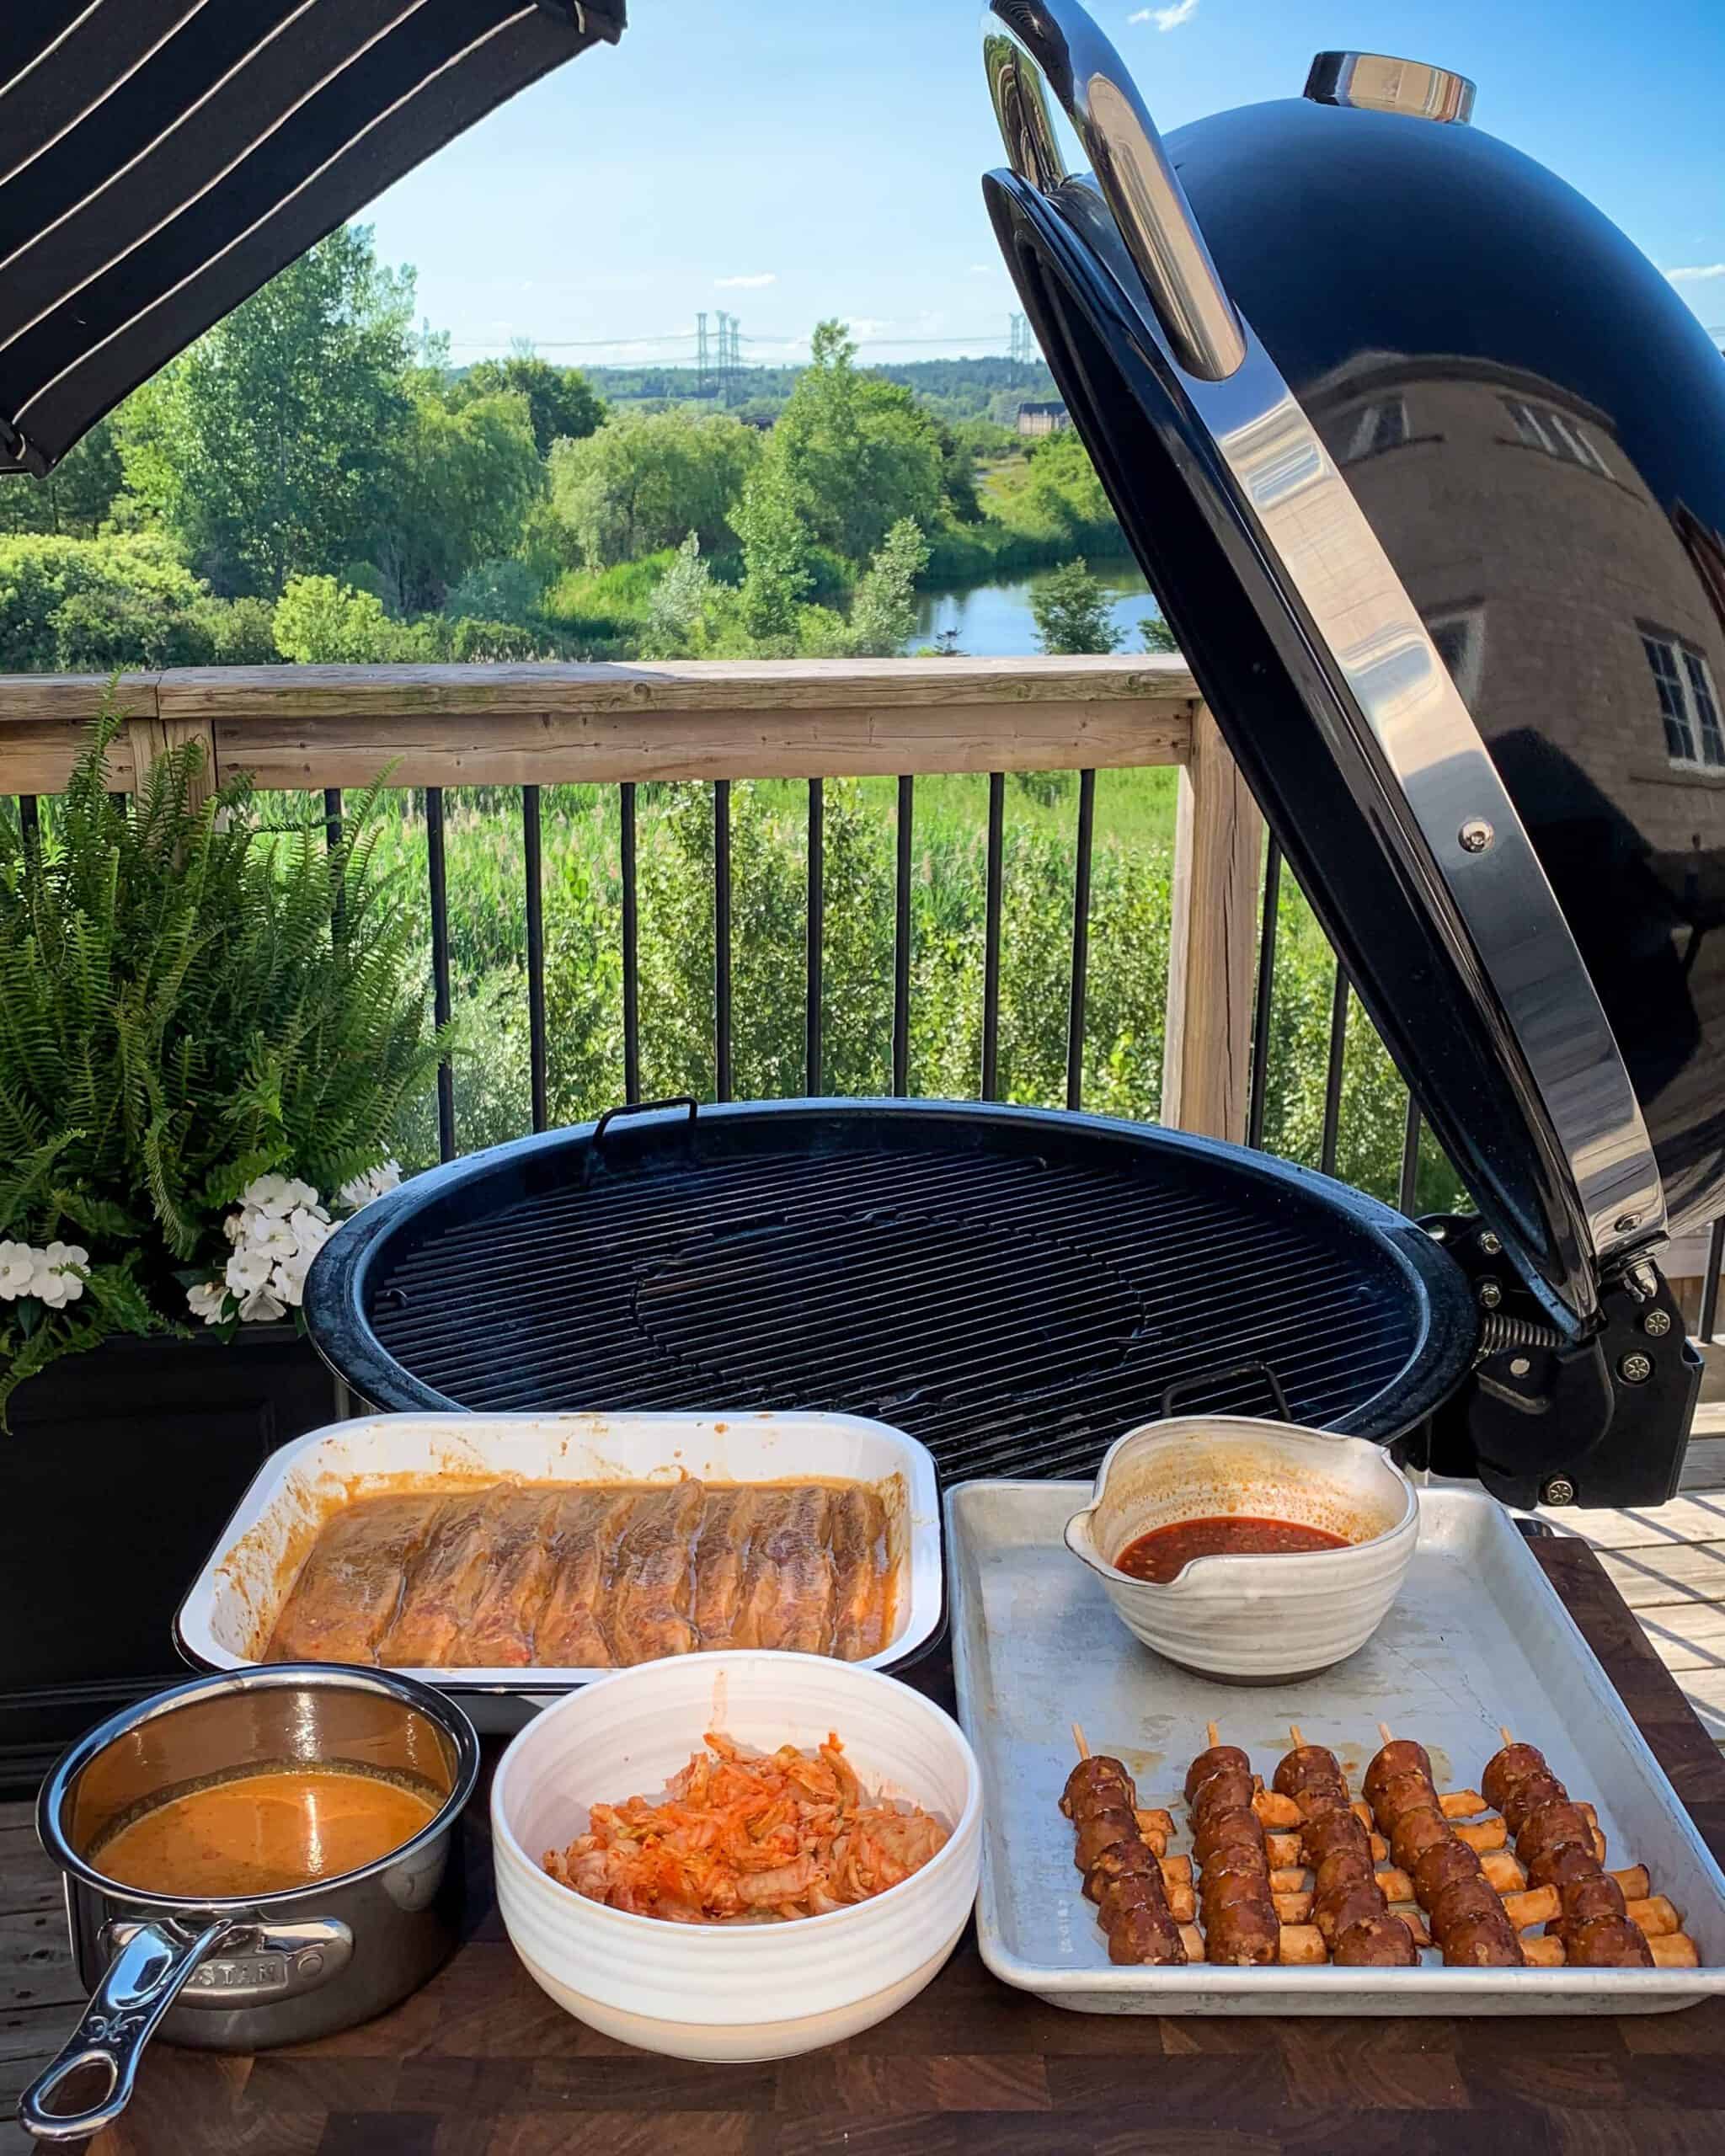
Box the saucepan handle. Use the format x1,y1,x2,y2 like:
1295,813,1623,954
19,1916,235,2143
982,0,1247,382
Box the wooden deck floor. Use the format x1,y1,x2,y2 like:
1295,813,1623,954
1540,1420,1725,1747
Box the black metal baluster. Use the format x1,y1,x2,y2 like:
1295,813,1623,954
805,777,824,1097
1319,961,1350,1177
1701,1216,1725,1347
1398,1096,1423,1216
620,782,640,1104
893,775,914,1097
1246,837,1281,1150
714,778,732,1103
425,786,455,1162
1065,768,1096,1112
323,786,344,938
19,793,40,841
981,771,1005,1101
523,784,547,1134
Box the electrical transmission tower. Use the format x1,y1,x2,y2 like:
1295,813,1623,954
1008,312,1033,366
696,312,712,397
713,310,742,403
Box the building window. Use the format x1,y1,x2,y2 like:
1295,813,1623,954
1341,398,1407,462
1503,398,1609,474
1643,632,1725,768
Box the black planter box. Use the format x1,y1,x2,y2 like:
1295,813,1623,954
0,1326,342,1794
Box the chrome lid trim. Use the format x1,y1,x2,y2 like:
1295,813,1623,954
984,2,1666,1311
985,0,1246,382
1304,51,1476,125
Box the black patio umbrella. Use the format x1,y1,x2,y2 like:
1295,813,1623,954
0,0,624,477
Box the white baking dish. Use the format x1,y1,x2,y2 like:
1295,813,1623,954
176,1412,942,1731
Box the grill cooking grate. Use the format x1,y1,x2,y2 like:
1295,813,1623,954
351,1111,1455,1484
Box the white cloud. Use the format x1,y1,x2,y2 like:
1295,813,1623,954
714,271,777,289
967,263,997,276
1665,264,1725,283
1130,0,1199,27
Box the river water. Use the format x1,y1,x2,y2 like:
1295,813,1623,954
909,554,1156,658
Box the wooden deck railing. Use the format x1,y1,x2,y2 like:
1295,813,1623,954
0,655,1262,1148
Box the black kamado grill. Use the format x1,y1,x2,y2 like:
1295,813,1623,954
307,1100,1472,1486
312,1,1725,1513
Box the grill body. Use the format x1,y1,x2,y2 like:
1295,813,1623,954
306,1101,1475,1485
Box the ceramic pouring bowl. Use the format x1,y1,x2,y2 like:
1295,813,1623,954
1064,1415,1419,1681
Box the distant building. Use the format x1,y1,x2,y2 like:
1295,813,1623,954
1016,399,1071,437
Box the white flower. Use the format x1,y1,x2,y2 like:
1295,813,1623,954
237,1283,286,1324
239,1210,297,1262
222,1209,246,1246
32,1242,88,1308
270,1251,315,1307
187,1280,228,1326
287,1205,334,1251
239,1175,319,1220
337,1160,402,1212
225,1246,275,1297
0,1241,35,1301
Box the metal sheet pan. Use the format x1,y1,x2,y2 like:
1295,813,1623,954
177,1412,941,1732
947,1476,1725,2013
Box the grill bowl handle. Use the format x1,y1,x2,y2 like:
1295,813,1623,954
594,1096,699,1143
1158,1358,1292,1423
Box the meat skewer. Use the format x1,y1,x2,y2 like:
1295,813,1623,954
1188,1721,1283,1966
1482,1727,1653,1969
1271,1725,1419,1966
1365,1722,1525,1966
1063,1725,1188,1966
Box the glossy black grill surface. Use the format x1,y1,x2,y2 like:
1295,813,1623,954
309,1102,1475,1484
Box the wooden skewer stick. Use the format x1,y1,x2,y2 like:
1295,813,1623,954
1072,1722,1090,1761
1379,1721,1394,1743
1207,1720,1220,1749
1500,1726,1514,1749
1290,1725,1304,1748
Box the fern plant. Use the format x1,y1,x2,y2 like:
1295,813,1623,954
0,706,449,1418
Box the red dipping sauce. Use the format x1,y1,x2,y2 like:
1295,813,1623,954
1114,1514,1350,1582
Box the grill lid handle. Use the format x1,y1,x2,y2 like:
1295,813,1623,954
983,0,1247,382
594,1096,700,1143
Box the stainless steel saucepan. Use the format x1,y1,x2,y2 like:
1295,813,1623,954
19,1663,480,2143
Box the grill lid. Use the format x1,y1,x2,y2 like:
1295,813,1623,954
306,1101,1477,1485
983,1,1725,1331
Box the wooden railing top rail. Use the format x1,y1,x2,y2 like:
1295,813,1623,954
0,654,1201,794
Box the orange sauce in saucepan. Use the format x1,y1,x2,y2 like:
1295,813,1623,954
93,1768,441,1899
1114,1515,1351,1583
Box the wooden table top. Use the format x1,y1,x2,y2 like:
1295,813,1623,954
21,1534,1725,2156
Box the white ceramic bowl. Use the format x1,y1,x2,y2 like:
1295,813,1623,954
1064,1415,1419,1681
490,1651,982,2061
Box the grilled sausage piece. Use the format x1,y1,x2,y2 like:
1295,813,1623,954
1335,1913,1420,1967
1413,1838,1485,1904
1097,1872,1163,1930
1083,1839,1160,1903
1566,1917,1653,1968
1108,1905,1185,1966
1206,1903,1279,1967
1561,1874,1627,1929
1202,1867,1273,1920
1202,1841,1272,1886
1363,1740,1433,1804
1295,1780,1354,1823
1501,1772,1568,1835
1376,1771,1445,1829
1183,1745,1251,1804
1073,1808,1140,1871
1528,1838,1599,1892
1389,1806,1451,1874
1062,1756,1135,1817
1518,1802,1593,1866
1273,1746,1342,1798
1190,1769,1256,1820
1316,1881,1386,1946
1194,1807,1263,1865
1482,1742,1549,1816
1442,1912,1525,1967
1314,1847,1375,1902
1304,1811,1372,1865
1429,1874,1503,1936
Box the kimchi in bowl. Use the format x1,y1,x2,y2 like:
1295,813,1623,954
490,1651,982,2060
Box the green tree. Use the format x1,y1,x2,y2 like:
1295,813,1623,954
116,227,413,595
273,574,416,663
448,355,605,457
766,322,945,563
844,518,930,657
0,533,212,671
0,419,124,537
548,408,757,568
639,531,714,659
445,558,542,626
1026,427,1114,532
373,387,542,612
729,463,811,654
1031,558,1121,654
1140,615,1179,654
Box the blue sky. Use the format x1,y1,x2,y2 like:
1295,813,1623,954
366,0,1725,366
